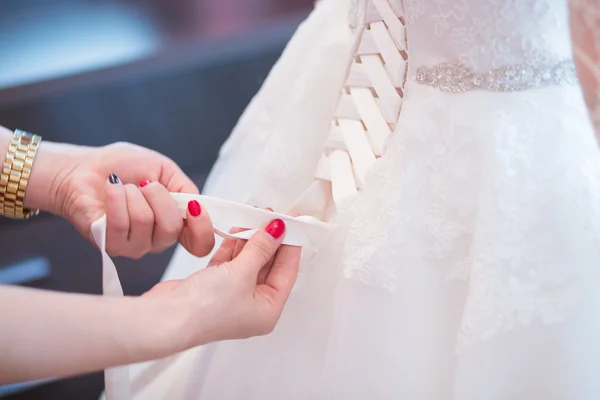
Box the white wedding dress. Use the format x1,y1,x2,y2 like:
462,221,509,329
103,0,600,398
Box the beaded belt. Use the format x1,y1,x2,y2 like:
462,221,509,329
415,60,578,92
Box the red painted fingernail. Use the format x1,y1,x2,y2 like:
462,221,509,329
188,200,201,217
265,219,285,239
139,179,151,188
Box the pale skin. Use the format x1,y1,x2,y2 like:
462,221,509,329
569,0,600,138
0,126,301,384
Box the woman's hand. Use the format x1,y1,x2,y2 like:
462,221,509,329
25,140,215,258
0,218,301,384
145,218,301,348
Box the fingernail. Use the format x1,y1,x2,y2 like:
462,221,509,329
188,200,201,217
265,219,285,239
108,174,120,184
139,179,151,188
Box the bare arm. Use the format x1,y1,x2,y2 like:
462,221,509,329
569,0,600,137
0,285,185,384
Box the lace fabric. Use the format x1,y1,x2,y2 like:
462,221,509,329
403,0,573,71
342,83,600,345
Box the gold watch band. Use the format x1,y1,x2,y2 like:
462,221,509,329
0,130,42,219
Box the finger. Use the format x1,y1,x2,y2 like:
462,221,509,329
207,227,246,267
263,245,301,293
259,245,301,305
141,182,184,253
256,259,275,285
159,160,199,195
123,184,154,259
105,174,130,255
253,208,275,283
179,200,215,257
232,219,286,277
230,232,276,284
237,207,272,259
232,230,251,259
233,207,272,258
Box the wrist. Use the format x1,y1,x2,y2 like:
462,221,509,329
135,295,197,358
24,141,85,215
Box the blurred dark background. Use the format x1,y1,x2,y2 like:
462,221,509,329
0,0,313,398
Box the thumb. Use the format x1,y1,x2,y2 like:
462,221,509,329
231,219,286,276
179,200,216,257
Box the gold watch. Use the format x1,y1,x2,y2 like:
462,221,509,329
0,129,42,219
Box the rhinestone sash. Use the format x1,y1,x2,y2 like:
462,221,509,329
415,60,578,92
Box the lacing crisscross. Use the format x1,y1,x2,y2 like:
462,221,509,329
295,0,408,218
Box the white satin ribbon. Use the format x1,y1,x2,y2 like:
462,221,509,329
168,193,329,246
90,193,330,400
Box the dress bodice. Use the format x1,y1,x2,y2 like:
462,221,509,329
353,0,574,72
